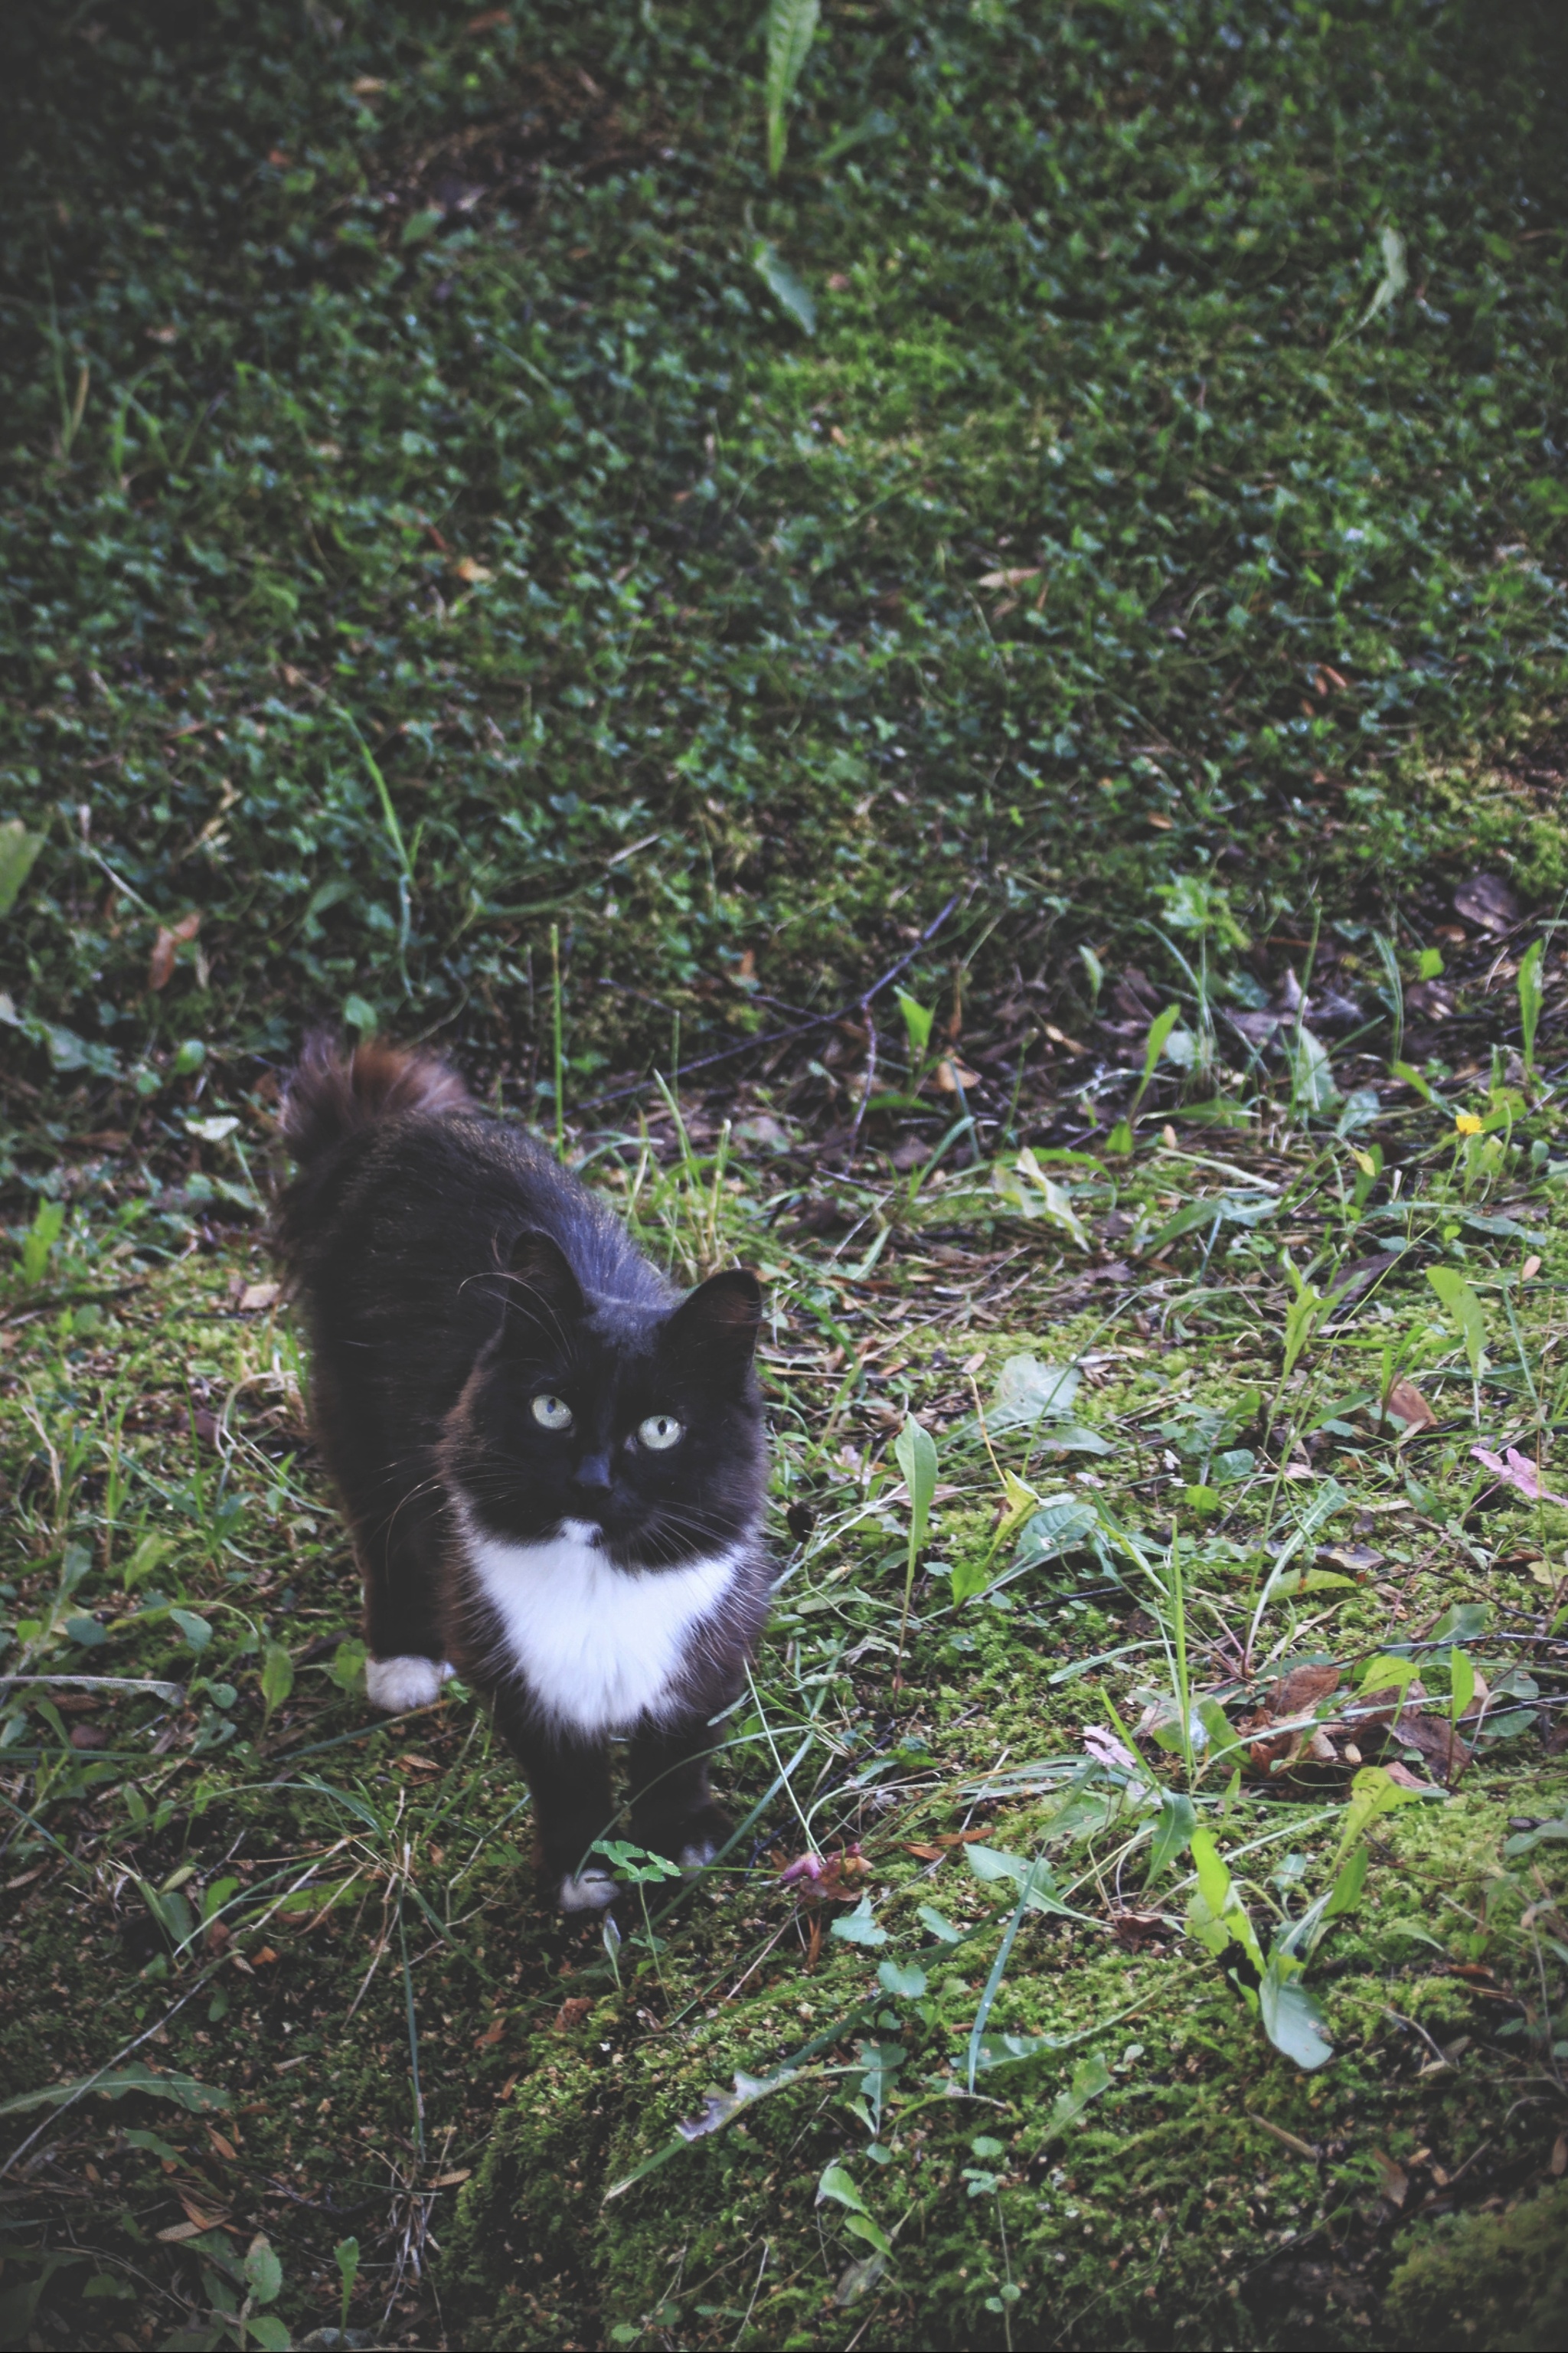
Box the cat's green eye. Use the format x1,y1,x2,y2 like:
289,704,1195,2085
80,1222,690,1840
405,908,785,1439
531,1393,573,1432
637,1413,684,1452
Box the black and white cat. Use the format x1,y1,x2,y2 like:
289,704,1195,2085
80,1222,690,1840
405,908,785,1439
273,1039,772,1911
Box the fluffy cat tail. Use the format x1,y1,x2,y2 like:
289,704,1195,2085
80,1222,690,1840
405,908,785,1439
280,1036,470,1172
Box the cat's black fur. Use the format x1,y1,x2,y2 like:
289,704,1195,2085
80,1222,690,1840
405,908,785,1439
273,1038,772,1907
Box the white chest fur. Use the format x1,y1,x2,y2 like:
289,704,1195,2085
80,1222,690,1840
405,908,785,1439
460,1515,740,1737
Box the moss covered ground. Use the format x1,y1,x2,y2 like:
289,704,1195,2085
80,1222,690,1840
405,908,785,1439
3,1,1568,2346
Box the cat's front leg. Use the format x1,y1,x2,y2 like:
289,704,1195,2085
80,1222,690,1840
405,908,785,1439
628,1719,730,1872
493,1695,618,1910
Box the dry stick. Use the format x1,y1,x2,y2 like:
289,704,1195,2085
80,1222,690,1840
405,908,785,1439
573,893,961,1114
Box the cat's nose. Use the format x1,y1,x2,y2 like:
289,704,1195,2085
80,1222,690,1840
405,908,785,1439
571,1452,612,1495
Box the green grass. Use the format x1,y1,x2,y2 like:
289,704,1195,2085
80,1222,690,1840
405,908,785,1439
2,1056,1566,2347
3,2,1568,2346
2,0,1567,1108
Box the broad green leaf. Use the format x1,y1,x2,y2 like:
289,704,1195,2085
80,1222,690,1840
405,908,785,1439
1426,1266,1487,1379
916,1903,963,1945
1011,1151,1090,1248
1335,1763,1429,1860
950,1554,992,1608
1448,1645,1475,1727
0,2061,231,2118
260,1642,294,1721
1284,1025,1339,1111
243,2237,283,2306
170,1609,212,1652
1324,1846,1368,1919
1390,1059,1436,1103
1358,1655,1420,1701
1189,1828,1263,1969
877,1958,926,1999
1429,1600,1490,1643
893,1415,937,1550
246,2316,292,2351
20,1196,65,1286
965,1847,1064,1913
1259,1954,1334,2070
989,1355,1081,1429
843,2209,892,2255
765,0,821,177
1014,1496,1099,1567
751,240,815,333
816,2161,868,2215
830,1896,889,1947
1144,1197,1221,1254
1145,1791,1196,1882
1037,1423,1114,1457
0,819,43,919
1142,1005,1181,1083
1047,2051,1112,2132
894,988,933,1056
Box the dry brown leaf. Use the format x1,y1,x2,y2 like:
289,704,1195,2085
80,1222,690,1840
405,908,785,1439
1272,1663,1344,1717
475,2015,506,2048
933,1058,982,1093
148,910,201,992
1383,1377,1436,1433
238,1281,279,1312
1382,1759,1432,1790
978,567,1041,589
452,556,493,584
1370,2149,1409,2208
554,1996,593,2032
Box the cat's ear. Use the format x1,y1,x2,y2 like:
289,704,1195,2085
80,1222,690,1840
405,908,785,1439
500,1228,584,1348
665,1267,763,1374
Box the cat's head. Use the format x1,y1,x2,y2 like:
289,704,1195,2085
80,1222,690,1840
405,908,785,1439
444,1229,767,1569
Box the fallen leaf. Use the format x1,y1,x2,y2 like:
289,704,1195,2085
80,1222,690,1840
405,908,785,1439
1383,1378,1436,1433
1272,1663,1344,1717
476,2016,506,2048
148,910,201,992
1109,1910,1165,1946
238,1281,279,1312
431,2168,472,2186
252,1946,278,1966
933,1057,982,1093
452,557,494,584
1370,2149,1409,2208
1552,2132,1566,2178
1522,1255,1542,1283
178,2193,227,2231
349,74,388,93
1382,1760,1432,1790
207,2129,237,2162
1453,873,1519,933
978,567,1041,589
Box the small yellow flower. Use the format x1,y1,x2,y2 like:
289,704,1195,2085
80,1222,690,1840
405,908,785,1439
1455,1113,1483,1136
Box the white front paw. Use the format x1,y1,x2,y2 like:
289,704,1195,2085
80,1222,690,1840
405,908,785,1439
678,1839,718,1873
559,1870,618,1913
364,1655,452,1712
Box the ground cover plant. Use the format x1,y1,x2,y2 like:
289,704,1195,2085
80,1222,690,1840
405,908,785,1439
3,0,1568,2346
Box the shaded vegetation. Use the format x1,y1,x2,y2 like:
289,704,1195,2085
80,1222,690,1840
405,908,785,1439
2,0,1567,1107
